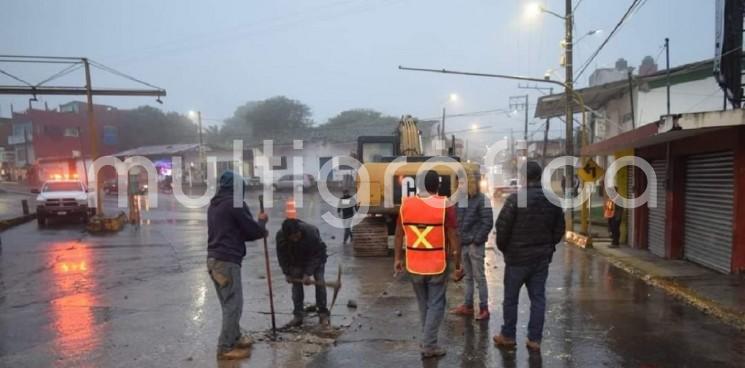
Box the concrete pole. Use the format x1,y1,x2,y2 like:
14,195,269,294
564,0,574,232
83,58,102,215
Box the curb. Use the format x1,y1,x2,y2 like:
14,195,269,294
0,213,36,231
589,247,745,331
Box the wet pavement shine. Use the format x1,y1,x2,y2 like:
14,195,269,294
0,191,744,367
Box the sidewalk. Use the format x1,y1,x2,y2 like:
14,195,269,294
0,181,32,195
591,239,745,330
0,181,35,222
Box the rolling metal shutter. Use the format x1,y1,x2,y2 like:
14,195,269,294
683,151,734,273
648,160,666,257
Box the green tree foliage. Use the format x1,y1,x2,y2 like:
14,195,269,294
324,108,398,128
223,96,312,143
117,106,198,149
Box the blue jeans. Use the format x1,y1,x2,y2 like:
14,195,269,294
411,273,447,349
462,244,488,309
207,258,243,353
290,264,328,317
500,259,550,342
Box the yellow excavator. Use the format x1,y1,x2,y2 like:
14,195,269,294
352,115,480,256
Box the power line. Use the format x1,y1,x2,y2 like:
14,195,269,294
573,0,587,12
575,0,644,80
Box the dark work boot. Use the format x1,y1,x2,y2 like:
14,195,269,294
284,315,303,329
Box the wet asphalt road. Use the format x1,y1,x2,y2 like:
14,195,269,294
0,191,744,367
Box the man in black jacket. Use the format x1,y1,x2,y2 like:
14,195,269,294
207,171,268,360
276,218,329,327
492,161,565,352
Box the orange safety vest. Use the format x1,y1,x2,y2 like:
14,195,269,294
400,195,447,275
603,198,616,219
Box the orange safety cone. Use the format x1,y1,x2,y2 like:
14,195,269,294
286,197,297,219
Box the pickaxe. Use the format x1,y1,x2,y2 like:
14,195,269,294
287,264,342,312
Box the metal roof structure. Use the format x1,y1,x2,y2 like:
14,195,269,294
535,58,718,119
112,143,200,157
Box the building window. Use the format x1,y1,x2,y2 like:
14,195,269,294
64,127,80,137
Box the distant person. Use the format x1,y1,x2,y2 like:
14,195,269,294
604,187,623,247
337,189,358,244
450,174,493,320
394,170,463,359
207,171,268,360
276,218,330,328
492,161,565,352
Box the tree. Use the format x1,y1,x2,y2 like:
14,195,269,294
117,106,198,149
223,96,312,143
324,109,398,127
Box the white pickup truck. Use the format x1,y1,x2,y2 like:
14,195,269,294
32,180,94,227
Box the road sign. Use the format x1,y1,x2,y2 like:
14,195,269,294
578,158,604,182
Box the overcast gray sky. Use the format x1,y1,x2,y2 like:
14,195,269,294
1,0,714,140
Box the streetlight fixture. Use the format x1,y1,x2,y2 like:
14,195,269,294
524,2,543,19
525,3,566,20
576,29,602,45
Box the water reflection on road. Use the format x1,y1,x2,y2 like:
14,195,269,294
48,242,102,366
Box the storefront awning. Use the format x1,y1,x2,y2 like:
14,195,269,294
581,109,745,156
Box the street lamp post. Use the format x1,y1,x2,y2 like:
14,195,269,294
189,110,206,184
564,0,575,233
440,93,458,153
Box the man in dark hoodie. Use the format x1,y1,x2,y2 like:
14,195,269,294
276,218,329,327
492,161,565,353
207,171,268,360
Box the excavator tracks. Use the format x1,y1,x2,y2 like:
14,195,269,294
352,216,390,257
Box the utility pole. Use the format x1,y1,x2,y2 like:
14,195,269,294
518,84,554,165
564,0,575,232
83,58,102,215
509,95,530,143
441,107,447,151
196,111,206,183
628,71,636,129
665,37,671,115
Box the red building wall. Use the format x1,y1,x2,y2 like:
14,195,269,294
13,107,121,160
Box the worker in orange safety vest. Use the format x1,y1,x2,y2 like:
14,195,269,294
603,187,623,248
394,170,463,359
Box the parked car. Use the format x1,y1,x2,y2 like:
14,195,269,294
272,174,316,192
245,176,263,190
32,180,94,227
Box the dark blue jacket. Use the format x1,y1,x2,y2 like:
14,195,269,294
207,171,267,265
276,220,328,276
495,183,565,266
456,192,494,246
